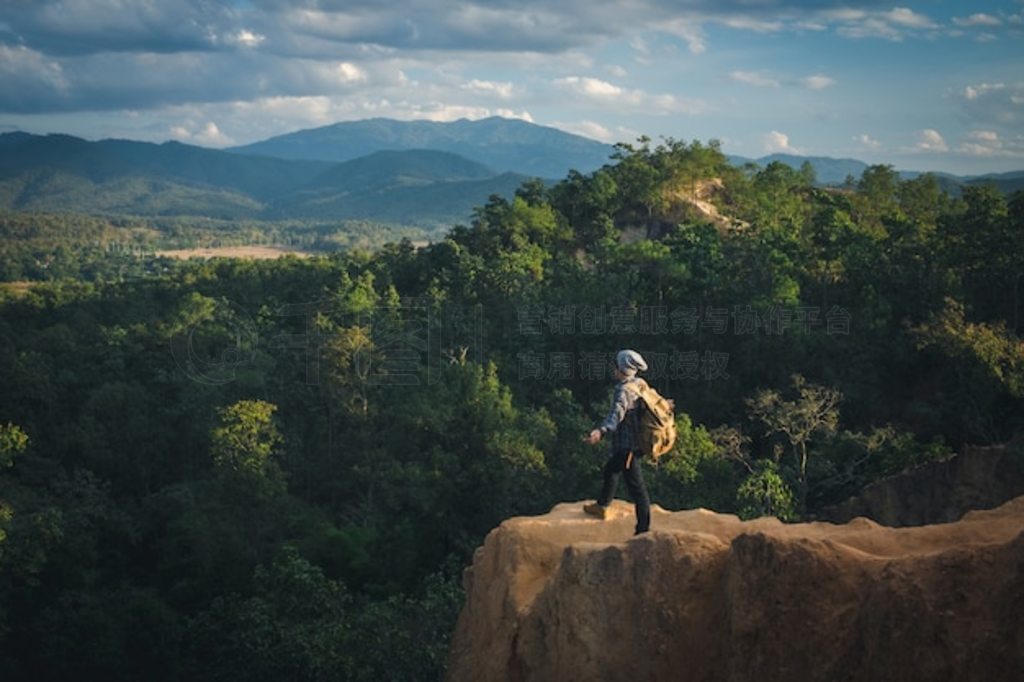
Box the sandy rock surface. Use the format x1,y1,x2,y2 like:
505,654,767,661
447,498,1024,682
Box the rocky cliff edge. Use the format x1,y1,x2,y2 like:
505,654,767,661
447,498,1024,682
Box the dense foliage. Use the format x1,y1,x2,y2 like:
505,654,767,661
1,138,1022,679
0,212,429,282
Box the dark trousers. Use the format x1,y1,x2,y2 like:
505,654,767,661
598,449,651,533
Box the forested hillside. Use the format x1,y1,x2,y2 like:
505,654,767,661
0,132,533,228
1,138,1022,680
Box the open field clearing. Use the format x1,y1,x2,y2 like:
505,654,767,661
154,245,316,259
0,280,36,295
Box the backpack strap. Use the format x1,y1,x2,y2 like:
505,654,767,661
622,377,648,397
624,378,652,406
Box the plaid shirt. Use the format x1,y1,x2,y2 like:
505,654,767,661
599,377,643,454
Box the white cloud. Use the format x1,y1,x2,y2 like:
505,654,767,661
831,7,938,41
0,44,67,91
968,130,999,143
232,96,336,127
795,20,828,31
953,14,1002,28
169,120,234,147
227,95,534,135
661,20,707,55
461,79,515,99
854,133,881,149
0,43,70,111
961,81,1024,127
553,122,642,146
915,129,948,152
800,74,836,90
629,35,651,58
837,18,904,40
819,9,868,23
717,16,784,33
956,130,1024,158
554,76,707,115
409,103,533,123
494,108,534,122
228,29,265,48
194,121,233,146
553,119,614,142
884,8,938,29
417,104,490,122
957,142,998,157
837,19,899,40
763,130,803,154
730,71,779,88
965,82,1005,100
730,71,833,90
558,76,623,97
3,0,1020,175
335,62,368,84
288,59,372,93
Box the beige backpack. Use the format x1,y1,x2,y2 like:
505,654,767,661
626,379,677,460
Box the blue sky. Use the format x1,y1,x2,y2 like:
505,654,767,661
1,1,1022,174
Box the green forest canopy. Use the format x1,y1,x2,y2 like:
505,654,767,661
1,138,1023,680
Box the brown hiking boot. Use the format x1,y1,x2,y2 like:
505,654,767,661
583,502,607,519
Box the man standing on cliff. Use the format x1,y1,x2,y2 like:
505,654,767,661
583,349,652,535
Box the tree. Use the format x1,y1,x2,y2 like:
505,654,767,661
1010,190,1024,334
737,460,795,521
515,177,548,206
799,160,817,187
0,423,28,565
732,161,813,235
854,164,901,235
609,137,662,219
898,173,945,233
703,425,795,519
659,413,717,483
548,169,619,248
746,375,842,515
0,423,28,469
323,324,375,417
187,545,462,682
187,545,356,681
938,185,1014,325
210,400,285,496
912,298,1024,442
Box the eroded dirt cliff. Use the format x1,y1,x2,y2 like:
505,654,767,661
447,498,1024,682
821,444,1024,526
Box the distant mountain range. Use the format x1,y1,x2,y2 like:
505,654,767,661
0,131,541,226
728,153,869,185
0,118,1021,228
729,152,1024,194
0,120,614,227
230,116,614,180
263,149,530,223
0,132,333,219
